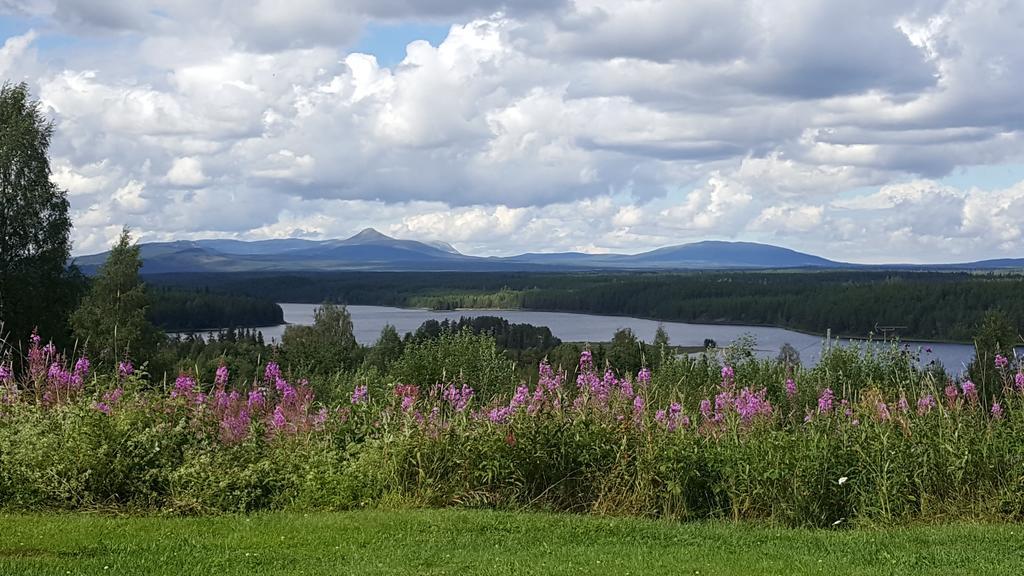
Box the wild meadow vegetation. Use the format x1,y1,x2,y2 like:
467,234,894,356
3,317,1024,528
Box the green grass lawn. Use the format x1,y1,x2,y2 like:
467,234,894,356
1,509,1021,575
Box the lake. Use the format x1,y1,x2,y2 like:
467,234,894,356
173,303,1002,372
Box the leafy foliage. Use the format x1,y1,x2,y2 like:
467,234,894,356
0,82,80,348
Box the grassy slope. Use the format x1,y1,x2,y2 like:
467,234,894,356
1,509,1022,575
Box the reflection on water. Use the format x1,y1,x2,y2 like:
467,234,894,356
173,303,1004,372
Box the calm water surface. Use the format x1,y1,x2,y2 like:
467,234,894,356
179,303,999,372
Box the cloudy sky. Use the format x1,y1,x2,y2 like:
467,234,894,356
2,0,1023,263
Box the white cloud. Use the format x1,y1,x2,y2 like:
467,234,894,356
3,0,1023,263
165,157,207,187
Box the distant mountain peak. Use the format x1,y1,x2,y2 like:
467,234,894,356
348,227,391,242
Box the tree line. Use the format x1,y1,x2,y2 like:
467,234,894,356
147,288,283,331
150,270,1024,342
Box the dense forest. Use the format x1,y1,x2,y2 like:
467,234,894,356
146,270,1024,342
147,288,284,331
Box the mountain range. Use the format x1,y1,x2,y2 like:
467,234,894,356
74,228,1024,274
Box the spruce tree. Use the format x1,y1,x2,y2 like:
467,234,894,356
71,228,160,366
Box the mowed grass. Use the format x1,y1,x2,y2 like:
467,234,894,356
1,509,1022,576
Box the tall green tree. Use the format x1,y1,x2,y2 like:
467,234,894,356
967,310,1019,407
608,327,643,376
70,229,160,366
0,82,81,347
282,302,361,375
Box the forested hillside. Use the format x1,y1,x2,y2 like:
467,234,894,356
147,271,1024,342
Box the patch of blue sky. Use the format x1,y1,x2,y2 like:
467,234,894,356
940,164,1024,191
0,14,117,54
0,14,35,41
352,22,451,67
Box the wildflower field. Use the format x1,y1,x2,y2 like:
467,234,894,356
2,330,1024,530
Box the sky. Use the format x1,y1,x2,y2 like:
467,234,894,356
2,1,1024,263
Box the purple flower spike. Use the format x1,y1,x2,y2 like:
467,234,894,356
351,384,368,405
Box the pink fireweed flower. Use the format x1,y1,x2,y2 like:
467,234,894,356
74,357,90,378
995,354,1009,369
721,365,735,387
488,406,512,423
93,387,124,415
215,365,229,387
637,368,652,385
699,399,712,420
401,395,416,412
264,362,282,385
917,394,936,415
539,360,555,380
105,387,124,405
961,379,978,403
117,360,133,379
944,384,959,407
271,405,287,429
662,402,686,431
313,407,328,428
1016,371,1024,393
171,374,197,399
576,366,601,397
248,389,266,411
714,389,733,415
785,378,797,399
817,388,835,414
991,402,1004,420
351,384,368,405
214,388,230,410
0,363,11,383
897,395,910,413
219,408,251,444
528,385,546,415
593,368,616,402
876,401,891,422
619,375,634,399
442,383,474,412
633,395,645,417
510,384,530,409
538,360,564,392
735,387,773,423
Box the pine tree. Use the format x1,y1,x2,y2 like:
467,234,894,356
70,229,160,366
0,82,81,346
